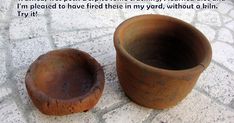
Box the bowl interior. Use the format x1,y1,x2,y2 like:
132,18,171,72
31,51,96,100
120,17,207,70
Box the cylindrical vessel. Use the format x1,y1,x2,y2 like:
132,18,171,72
114,15,212,109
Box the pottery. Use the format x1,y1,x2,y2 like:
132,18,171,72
114,14,212,109
25,48,104,115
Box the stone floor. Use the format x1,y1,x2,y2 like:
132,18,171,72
1,0,234,123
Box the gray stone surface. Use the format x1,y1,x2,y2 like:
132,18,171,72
0,37,4,49
13,69,32,105
0,39,3,48
217,2,233,14
0,87,12,100
222,15,232,23
225,20,234,31
10,37,53,68
0,100,26,123
51,8,122,31
217,28,234,43
0,49,7,85
1,0,234,123
103,102,152,123
104,63,118,83
0,0,11,21
95,81,126,110
197,63,234,104
212,42,234,71
158,8,196,23
29,110,97,123
95,52,116,66
9,17,48,40
229,9,234,18
71,35,113,57
195,23,216,41
0,23,8,49
152,90,234,123
52,28,114,48
197,10,222,27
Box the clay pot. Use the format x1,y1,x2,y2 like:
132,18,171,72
25,48,104,115
114,15,212,109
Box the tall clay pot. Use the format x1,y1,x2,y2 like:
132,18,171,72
114,15,212,109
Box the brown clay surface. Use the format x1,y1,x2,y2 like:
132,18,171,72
127,35,200,70
25,48,105,115
114,14,212,109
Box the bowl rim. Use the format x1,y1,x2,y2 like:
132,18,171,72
25,48,104,104
114,14,212,76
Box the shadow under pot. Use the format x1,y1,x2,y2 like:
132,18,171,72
25,48,104,115
114,14,212,109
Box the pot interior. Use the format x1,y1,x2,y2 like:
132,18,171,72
121,17,207,70
31,51,96,100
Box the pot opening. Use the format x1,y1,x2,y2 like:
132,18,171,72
32,51,96,100
120,18,207,70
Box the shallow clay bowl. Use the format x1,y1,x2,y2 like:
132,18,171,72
25,48,104,115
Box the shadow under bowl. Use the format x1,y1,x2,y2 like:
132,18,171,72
25,48,104,115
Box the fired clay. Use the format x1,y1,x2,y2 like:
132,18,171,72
25,48,104,115
114,15,212,109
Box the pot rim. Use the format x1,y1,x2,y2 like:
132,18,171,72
25,48,104,104
114,14,212,76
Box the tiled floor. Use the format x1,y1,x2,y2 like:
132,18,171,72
0,0,234,123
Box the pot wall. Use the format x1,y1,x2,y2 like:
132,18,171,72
114,14,212,109
116,50,200,109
